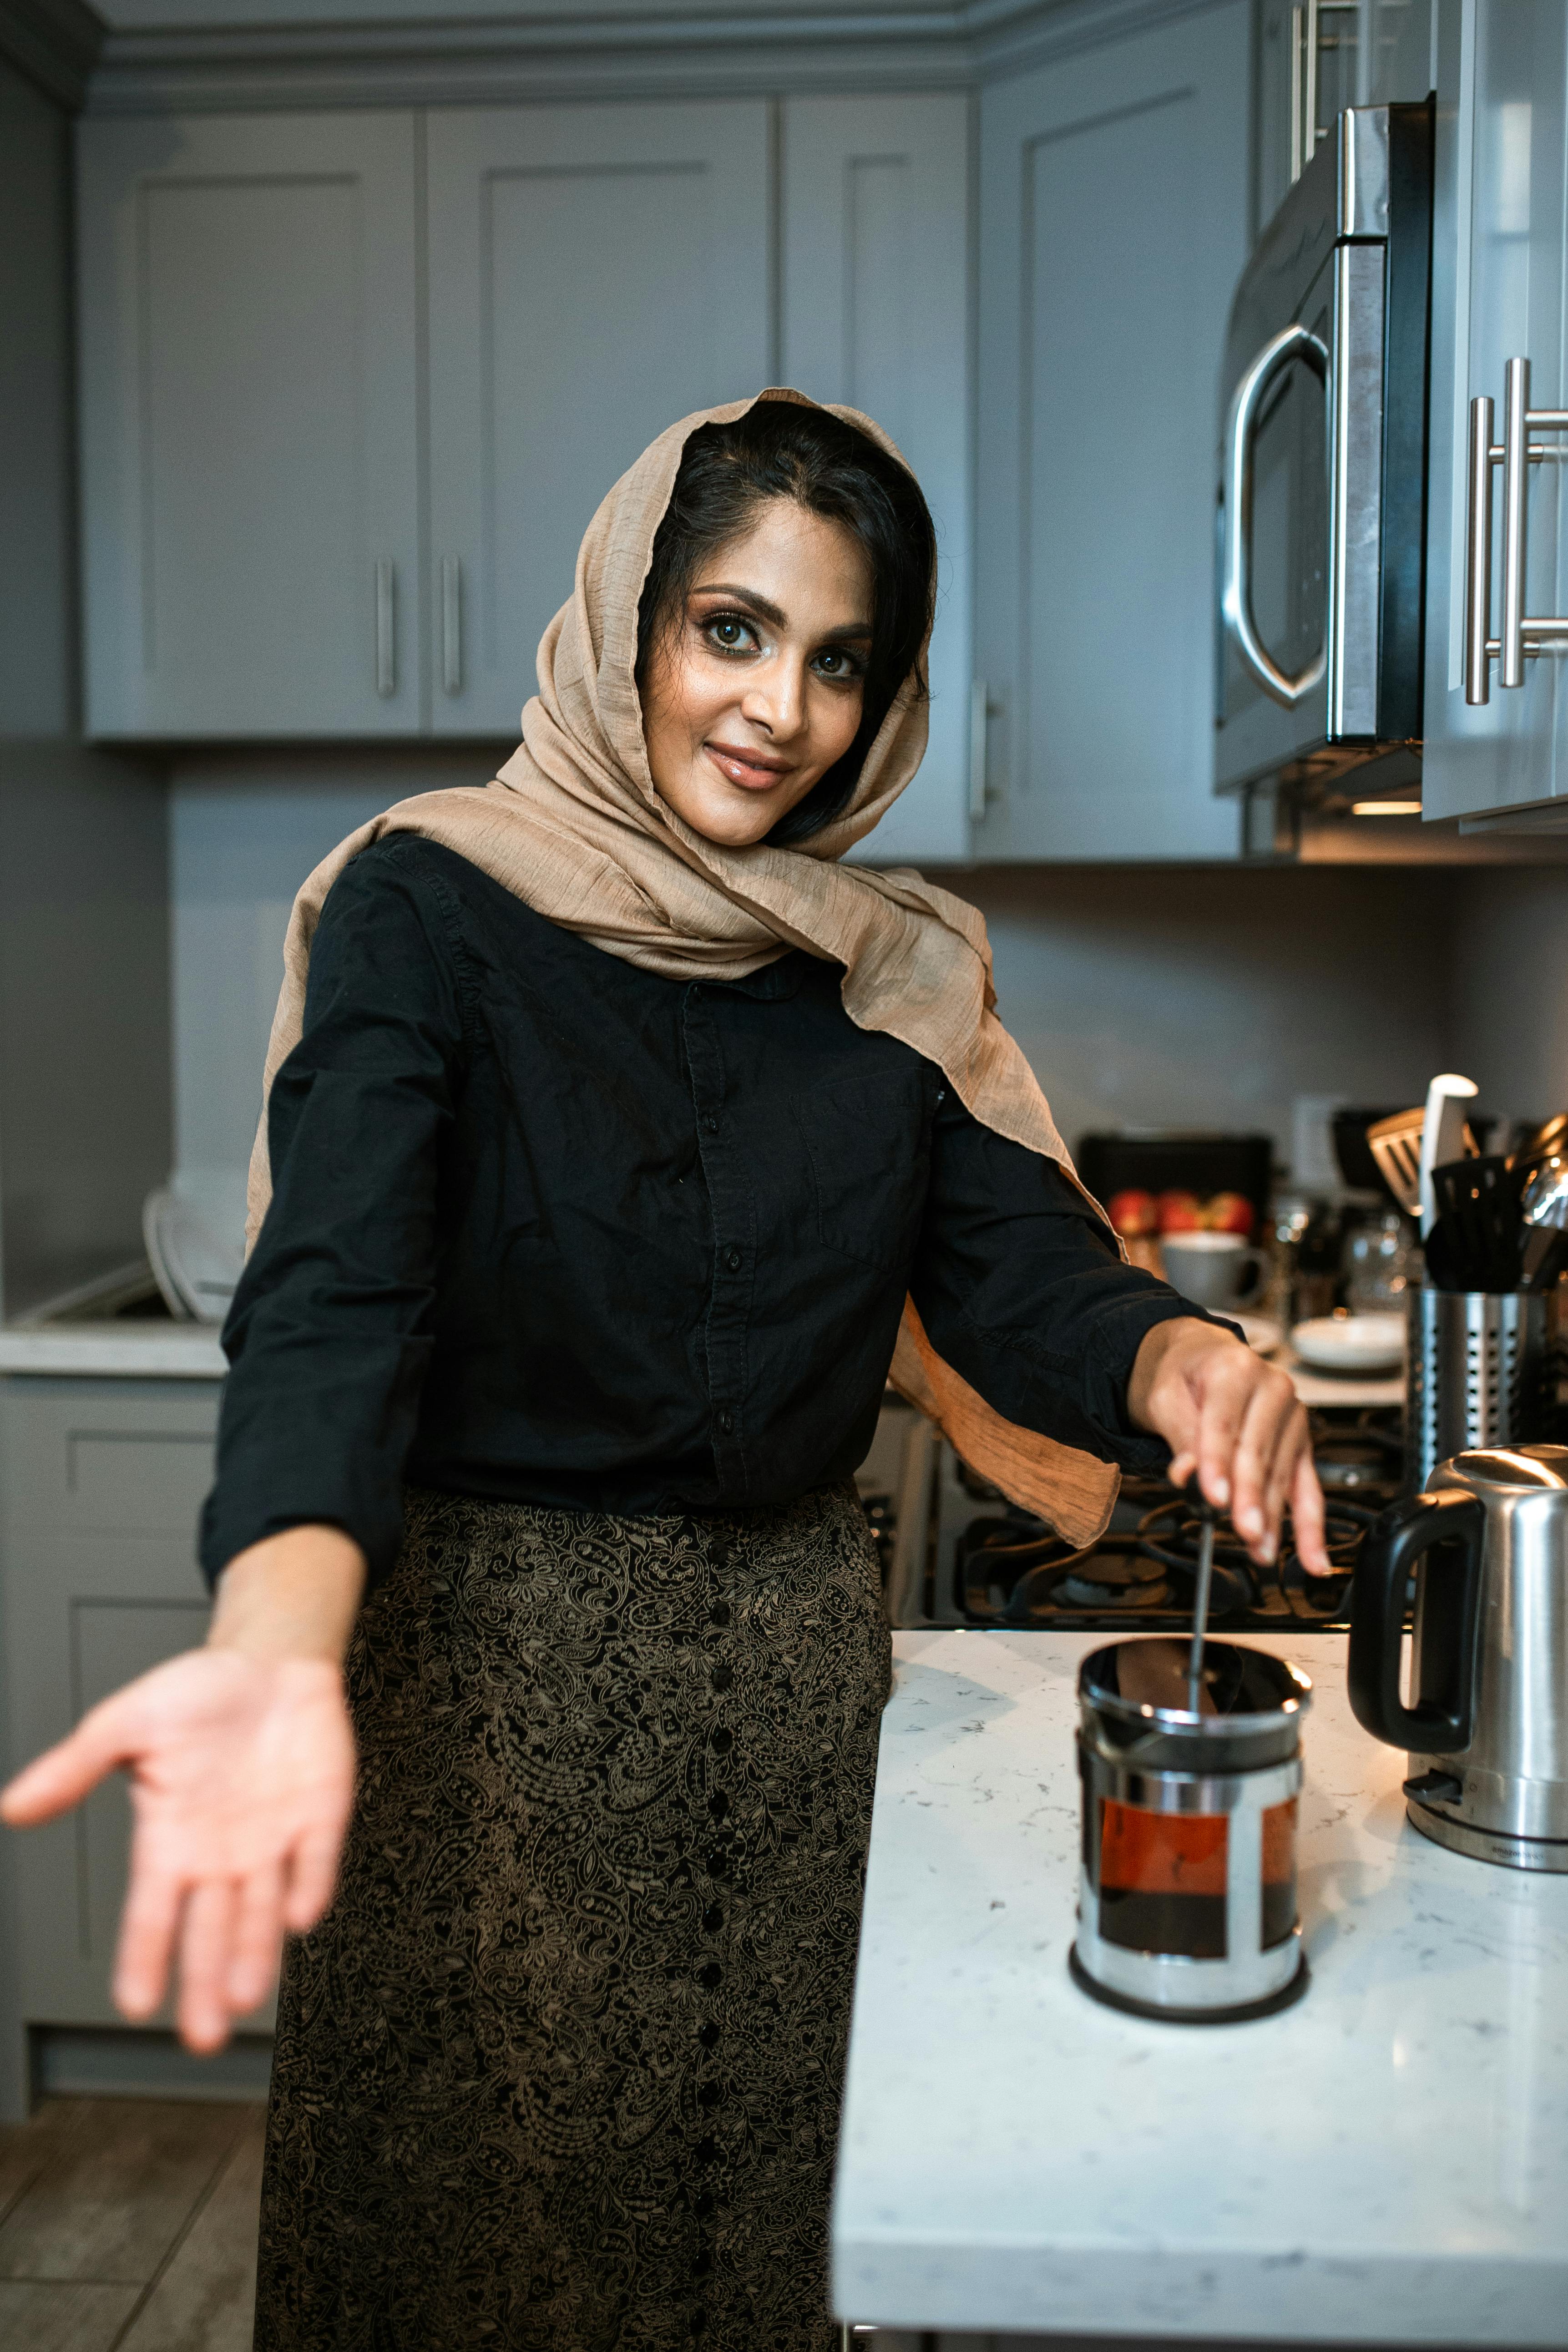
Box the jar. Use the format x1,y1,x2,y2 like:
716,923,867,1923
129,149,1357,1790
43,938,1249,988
1071,1638,1311,2023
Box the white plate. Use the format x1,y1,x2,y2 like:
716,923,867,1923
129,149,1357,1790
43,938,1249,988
1290,1313,1406,1375
1233,1312,1284,1356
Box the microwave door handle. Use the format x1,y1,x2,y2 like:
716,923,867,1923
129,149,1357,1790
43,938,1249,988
1221,322,1330,708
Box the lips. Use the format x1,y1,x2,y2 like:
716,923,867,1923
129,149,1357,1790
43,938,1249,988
704,742,793,793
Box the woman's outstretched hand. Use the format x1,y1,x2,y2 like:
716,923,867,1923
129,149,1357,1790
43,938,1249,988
0,1525,365,2053
1128,1319,1331,1577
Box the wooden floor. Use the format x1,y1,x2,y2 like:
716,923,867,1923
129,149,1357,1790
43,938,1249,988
0,2097,263,2351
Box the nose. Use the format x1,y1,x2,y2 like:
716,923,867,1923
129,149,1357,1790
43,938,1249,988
740,652,809,743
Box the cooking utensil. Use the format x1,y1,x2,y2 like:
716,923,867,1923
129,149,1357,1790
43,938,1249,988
1418,1073,1481,1237
1430,1155,1521,1293
1521,1156,1568,1290
1507,1112,1568,1173
1186,1501,1217,1712
1071,1639,1312,2020
1367,1098,1478,1222
1351,1444,1568,1871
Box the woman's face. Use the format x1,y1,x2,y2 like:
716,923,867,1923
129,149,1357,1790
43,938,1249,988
640,498,874,847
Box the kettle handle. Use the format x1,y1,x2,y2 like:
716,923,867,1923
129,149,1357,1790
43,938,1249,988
1348,1490,1486,1753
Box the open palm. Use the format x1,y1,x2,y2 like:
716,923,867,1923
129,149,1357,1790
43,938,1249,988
0,1648,354,2052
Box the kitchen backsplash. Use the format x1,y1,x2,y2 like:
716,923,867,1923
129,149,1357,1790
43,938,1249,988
171,757,1568,1222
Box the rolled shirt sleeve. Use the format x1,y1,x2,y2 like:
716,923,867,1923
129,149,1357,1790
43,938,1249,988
909,1089,1234,1477
198,845,466,1589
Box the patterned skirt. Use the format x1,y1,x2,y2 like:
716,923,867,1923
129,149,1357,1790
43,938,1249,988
253,1481,891,2352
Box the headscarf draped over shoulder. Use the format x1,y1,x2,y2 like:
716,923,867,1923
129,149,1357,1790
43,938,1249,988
248,388,1125,1546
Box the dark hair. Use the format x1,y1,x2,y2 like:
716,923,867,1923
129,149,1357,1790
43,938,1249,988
635,401,936,845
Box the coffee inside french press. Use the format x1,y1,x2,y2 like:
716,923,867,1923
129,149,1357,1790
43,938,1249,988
1071,1638,1311,2023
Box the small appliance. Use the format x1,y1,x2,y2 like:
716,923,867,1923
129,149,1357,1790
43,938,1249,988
1070,1638,1312,2022
1350,1443,1568,1872
1214,101,1434,835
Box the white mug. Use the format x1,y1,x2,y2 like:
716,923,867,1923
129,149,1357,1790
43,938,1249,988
1160,1230,1270,1312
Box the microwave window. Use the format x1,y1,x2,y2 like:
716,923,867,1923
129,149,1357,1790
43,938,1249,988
1247,339,1327,689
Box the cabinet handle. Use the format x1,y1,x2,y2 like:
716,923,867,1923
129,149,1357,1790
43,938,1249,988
1462,355,1568,705
375,560,396,698
968,680,991,822
441,558,463,695
1222,322,1329,708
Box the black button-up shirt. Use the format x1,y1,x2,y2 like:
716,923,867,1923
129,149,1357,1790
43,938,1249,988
200,838,1199,1588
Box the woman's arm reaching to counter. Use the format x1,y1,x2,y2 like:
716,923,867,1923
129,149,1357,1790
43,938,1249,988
1128,1317,1330,1575
0,1525,364,2053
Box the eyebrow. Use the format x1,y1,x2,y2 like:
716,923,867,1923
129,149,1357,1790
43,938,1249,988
690,582,873,640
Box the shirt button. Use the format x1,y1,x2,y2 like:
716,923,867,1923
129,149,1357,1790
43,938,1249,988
708,1601,731,1627
711,1662,733,1692
703,1114,719,1134
702,1904,724,1933
716,1408,734,1436
724,1247,742,1272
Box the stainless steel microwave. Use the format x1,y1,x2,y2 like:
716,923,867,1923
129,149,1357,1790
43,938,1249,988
1214,101,1433,829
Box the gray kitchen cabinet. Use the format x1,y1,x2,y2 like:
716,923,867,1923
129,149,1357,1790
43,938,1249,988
1255,2,1439,234
971,2,1249,860
780,92,972,867
424,101,771,740
0,1378,251,2109
78,111,422,739
1422,0,1568,826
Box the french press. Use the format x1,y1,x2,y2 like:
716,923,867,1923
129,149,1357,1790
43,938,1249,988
1350,1444,1568,1871
1072,1638,1312,2022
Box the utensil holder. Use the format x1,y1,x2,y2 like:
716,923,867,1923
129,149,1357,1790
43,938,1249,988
1406,1287,1547,1492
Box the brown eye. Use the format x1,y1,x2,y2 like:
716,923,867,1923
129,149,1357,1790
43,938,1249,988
704,614,755,654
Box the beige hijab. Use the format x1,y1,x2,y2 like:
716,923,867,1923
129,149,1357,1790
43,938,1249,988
249,388,1123,1545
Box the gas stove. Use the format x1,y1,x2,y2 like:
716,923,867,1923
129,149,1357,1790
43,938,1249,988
855,1401,1402,1634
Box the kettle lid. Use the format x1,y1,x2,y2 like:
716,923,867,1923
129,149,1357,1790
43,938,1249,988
1451,1443,1568,1490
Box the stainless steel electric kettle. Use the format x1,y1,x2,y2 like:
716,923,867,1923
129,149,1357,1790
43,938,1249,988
1349,1444,1568,1871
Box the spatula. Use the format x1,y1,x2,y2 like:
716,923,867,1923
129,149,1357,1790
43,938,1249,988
1367,1085,1479,1225
1418,1075,1482,1238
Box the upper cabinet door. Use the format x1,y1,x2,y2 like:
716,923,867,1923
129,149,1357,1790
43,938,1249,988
974,4,1250,860
78,113,421,739
780,92,972,866
425,102,771,740
1422,0,1568,824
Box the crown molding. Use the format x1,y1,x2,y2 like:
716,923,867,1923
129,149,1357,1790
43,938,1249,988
82,0,1229,114
0,0,105,106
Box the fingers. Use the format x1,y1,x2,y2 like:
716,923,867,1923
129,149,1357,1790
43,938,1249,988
227,1859,284,2015
1227,1375,1302,1563
1192,1354,1253,1515
1290,1449,1333,1576
283,1824,344,1935
0,1698,135,1827
177,1876,237,2054
113,1849,184,2023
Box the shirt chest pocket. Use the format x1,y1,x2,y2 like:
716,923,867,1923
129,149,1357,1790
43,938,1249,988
792,1069,931,1273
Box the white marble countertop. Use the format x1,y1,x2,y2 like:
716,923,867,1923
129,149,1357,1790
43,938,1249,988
0,1321,226,1378
833,1629,1568,2346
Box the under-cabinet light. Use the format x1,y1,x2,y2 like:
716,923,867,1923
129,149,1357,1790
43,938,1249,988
1351,799,1422,816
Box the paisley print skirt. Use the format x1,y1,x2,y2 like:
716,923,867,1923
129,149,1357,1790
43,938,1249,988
252,1482,891,2352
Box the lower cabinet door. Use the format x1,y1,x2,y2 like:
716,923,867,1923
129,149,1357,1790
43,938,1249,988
0,1381,270,2033
974,3,1250,859
425,100,772,740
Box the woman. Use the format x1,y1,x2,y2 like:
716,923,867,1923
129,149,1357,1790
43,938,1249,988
2,391,1328,2352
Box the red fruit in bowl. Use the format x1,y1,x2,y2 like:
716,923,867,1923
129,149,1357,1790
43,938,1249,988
1107,1188,1158,1238
1205,1190,1255,1237
1156,1190,1204,1234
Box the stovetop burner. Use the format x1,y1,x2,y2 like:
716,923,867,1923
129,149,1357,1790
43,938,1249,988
946,1411,1398,1632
